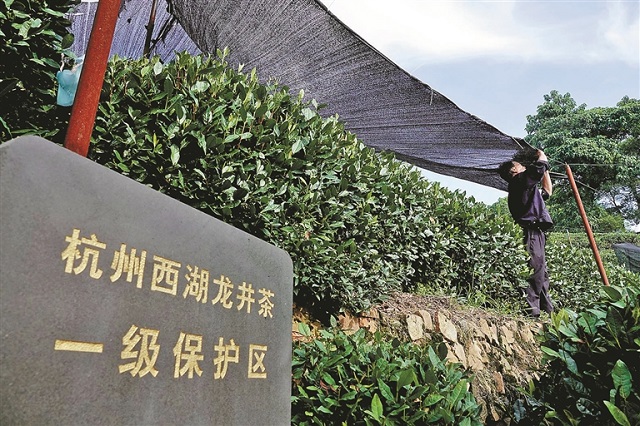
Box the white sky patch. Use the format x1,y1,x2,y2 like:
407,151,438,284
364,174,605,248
598,1,640,66
321,0,640,67
325,0,520,63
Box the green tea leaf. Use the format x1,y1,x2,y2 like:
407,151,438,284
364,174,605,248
377,378,394,401
302,107,315,121
603,400,631,426
370,393,383,421
153,61,163,75
314,339,327,353
396,369,416,390
602,286,623,302
191,80,210,93
540,346,561,359
292,139,304,154
224,134,240,143
449,380,468,409
612,360,632,399
559,350,579,376
423,393,444,407
297,322,311,337
170,144,180,165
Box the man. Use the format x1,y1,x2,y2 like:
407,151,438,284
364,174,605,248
498,149,554,318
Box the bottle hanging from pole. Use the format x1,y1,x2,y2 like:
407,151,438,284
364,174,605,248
64,0,123,157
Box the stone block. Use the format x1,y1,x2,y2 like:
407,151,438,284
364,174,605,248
479,318,499,344
436,311,458,343
500,325,516,345
406,314,424,341
519,326,536,344
417,309,434,331
493,371,505,394
466,341,486,371
0,137,293,425
452,342,467,367
338,313,360,333
359,316,378,333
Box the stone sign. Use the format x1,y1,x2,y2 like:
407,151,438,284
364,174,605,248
0,136,293,425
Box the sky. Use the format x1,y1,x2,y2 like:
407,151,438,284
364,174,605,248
317,0,640,204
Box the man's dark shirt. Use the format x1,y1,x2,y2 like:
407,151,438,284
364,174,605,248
507,160,553,230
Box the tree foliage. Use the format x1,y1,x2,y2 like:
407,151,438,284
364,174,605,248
525,91,639,231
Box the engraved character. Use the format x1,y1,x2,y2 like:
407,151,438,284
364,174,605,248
151,255,181,295
173,332,204,379
119,324,160,377
211,275,234,309
213,337,239,380
61,228,82,273
258,288,275,318
61,228,106,279
183,265,209,303
248,344,268,379
236,282,255,314
110,243,147,288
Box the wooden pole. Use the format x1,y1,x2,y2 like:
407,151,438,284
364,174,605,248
64,0,122,157
565,164,610,286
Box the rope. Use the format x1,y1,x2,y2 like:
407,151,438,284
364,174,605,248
563,163,628,167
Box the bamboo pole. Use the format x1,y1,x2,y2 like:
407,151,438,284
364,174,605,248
565,164,610,286
64,0,122,157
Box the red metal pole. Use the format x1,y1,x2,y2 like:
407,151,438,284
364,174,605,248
64,0,122,157
565,164,610,286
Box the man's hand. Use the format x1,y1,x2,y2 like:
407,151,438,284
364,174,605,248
537,150,548,162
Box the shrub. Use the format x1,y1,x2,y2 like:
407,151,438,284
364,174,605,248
547,232,640,250
413,193,528,310
0,1,532,316
85,53,529,318
546,240,640,312
514,284,640,425
0,0,75,142
292,321,483,425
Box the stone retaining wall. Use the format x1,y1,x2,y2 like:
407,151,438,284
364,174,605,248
294,300,545,425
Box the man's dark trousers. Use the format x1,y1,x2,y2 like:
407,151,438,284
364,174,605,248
524,227,553,316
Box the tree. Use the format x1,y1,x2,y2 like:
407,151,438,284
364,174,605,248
525,91,639,232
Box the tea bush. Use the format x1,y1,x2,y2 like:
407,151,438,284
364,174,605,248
292,320,483,425
546,240,640,312
514,284,640,425
85,53,529,318
0,0,75,141
5,4,640,424
547,232,639,249
547,232,639,272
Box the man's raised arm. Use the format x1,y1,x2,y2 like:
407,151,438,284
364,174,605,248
538,150,553,197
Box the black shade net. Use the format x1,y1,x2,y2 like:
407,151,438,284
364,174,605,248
68,0,200,62
69,0,529,191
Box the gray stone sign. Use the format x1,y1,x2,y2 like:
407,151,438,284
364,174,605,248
0,136,293,425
